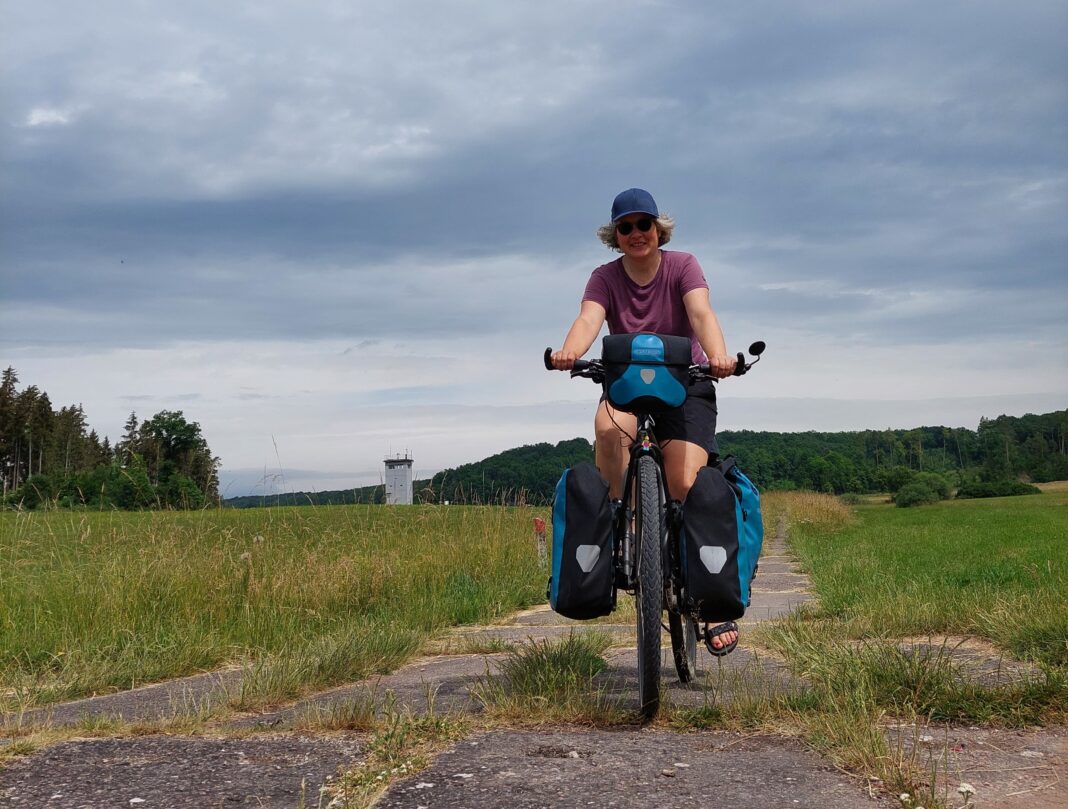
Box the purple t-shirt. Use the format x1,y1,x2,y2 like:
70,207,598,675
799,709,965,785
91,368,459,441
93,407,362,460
582,250,710,364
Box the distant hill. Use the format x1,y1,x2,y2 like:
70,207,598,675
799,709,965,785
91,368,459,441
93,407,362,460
222,438,595,508
222,409,1067,508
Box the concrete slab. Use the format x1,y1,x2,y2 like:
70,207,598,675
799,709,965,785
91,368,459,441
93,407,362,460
0,734,362,809
375,728,885,808
888,724,1067,809
598,647,801,711
9,668,242,731
749,572,811,592
230,653,509,729
742,591,814,623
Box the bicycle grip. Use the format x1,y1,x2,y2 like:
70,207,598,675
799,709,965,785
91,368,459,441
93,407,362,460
544,348,554,370
732,351,748,376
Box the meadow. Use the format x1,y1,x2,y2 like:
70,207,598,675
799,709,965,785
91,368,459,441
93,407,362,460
0,505,546,710
2,485,1065,717
776,482,1068,666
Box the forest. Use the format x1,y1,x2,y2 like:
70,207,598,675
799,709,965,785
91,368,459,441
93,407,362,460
0,367,219,509
224,409,1068,508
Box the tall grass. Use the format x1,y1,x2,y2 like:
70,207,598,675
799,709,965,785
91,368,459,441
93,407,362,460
774,490,1068,665
0,505,546,709
472,630,627,724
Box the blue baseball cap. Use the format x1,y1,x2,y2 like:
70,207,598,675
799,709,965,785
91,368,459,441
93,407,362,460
611,188,659,221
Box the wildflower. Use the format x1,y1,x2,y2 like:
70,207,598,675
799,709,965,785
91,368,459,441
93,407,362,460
240,551,251,562
899,795,910,803
958,783,975,797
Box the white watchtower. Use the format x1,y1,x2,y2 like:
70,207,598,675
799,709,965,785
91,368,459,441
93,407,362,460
383,454,414,505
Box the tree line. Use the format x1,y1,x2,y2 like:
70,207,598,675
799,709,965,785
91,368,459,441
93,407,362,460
224,408,1067,508
1,367,219,509
6,358,1061,510
720,411,1068,496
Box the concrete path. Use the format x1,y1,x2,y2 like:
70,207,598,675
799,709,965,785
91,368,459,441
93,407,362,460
375,729,882,809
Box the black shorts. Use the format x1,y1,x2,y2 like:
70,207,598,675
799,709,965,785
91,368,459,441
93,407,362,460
603,378,719,458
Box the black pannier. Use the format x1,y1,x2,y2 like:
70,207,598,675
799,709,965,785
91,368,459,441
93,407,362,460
548,462,616,619
602,332,692,413
678,458,764,621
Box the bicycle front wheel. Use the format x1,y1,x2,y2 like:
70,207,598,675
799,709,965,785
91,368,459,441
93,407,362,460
634,455,663,719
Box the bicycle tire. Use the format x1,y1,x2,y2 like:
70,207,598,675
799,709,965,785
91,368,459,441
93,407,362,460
634,455,663,719
668,611,699,683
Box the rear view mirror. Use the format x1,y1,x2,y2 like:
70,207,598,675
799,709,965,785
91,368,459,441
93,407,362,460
748,341,766,357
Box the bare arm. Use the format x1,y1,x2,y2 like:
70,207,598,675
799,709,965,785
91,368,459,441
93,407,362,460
552,300,607,370
683,288,736,378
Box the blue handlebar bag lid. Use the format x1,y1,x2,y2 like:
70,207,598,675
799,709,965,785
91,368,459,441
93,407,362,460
602,332,691,413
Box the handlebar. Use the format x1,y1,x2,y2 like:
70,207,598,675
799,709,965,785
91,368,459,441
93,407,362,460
544,342,764,380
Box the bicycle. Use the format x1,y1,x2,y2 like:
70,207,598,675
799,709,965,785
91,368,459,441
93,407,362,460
544,334,765,718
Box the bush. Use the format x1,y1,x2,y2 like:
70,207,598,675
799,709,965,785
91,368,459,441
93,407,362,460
894,481,942,508
956,480,1042,499
893,471,952,507
911,472,952,500
838,492,865,505
9,474,59,509
159,473,205,509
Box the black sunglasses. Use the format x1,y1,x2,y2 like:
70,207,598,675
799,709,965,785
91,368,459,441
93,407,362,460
616,218,654,236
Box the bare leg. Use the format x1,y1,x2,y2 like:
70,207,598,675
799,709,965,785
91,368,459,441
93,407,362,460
594,400,636,500
664,439,738,653
661,439,709,503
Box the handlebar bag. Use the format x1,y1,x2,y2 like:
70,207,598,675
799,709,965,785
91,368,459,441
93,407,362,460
548,462,616,619
602,333,691,413
678,456,764,621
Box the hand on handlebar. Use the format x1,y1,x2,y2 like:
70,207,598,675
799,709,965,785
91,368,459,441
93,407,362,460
707,353,738,379
548,349,580,371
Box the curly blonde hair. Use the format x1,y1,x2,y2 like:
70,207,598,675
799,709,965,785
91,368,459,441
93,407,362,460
596,214,675,251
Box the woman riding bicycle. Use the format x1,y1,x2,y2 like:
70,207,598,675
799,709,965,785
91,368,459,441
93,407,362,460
548,187,740,655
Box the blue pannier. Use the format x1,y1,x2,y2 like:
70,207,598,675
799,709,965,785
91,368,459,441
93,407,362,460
602,333,691,414
678,456,763,621
548,462,616,619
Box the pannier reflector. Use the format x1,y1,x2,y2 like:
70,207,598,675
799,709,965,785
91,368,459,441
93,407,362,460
576,545,601,573
700,545,727,574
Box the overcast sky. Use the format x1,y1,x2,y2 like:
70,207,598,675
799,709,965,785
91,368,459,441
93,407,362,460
3,1,1066,497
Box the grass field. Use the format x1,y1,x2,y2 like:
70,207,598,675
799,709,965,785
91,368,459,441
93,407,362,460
782,486,1068,666
2,485,1065,714
3,488,1067,808
0,505,547,710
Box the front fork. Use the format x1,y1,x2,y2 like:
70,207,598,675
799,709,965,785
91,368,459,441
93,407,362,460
614,427,661,591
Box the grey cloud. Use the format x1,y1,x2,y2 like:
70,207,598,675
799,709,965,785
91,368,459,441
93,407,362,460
3,1,1066,360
